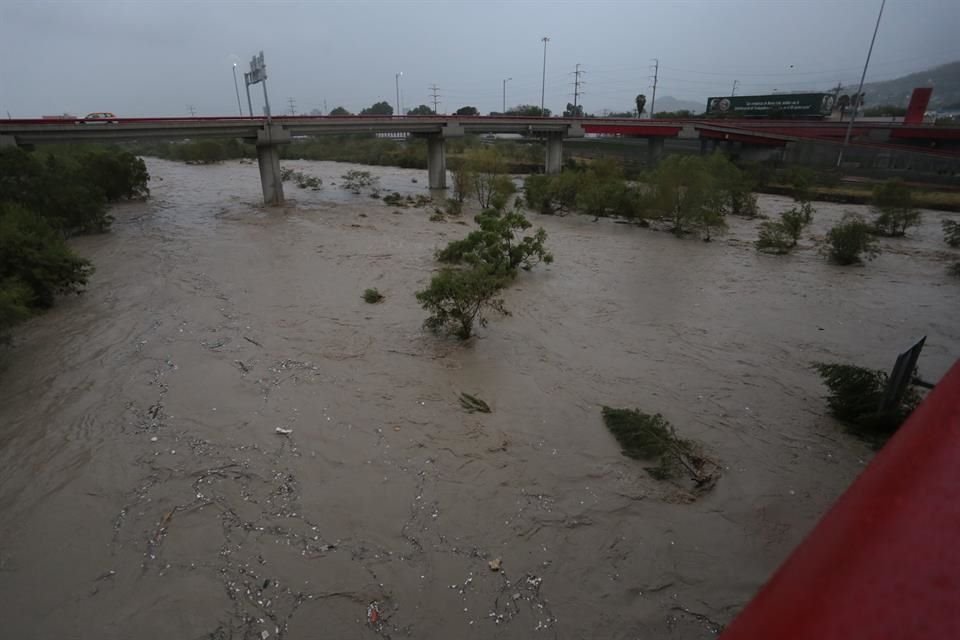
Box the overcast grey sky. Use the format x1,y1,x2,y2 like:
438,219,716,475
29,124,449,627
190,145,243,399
1,0,957,117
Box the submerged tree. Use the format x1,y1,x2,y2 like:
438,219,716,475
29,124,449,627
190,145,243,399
416,266,508,340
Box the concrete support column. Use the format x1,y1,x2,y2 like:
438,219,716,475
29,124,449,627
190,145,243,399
254,124,291,206
544,132,564,175
256,145,284,206
647,137,665,166
426,135,447,190
0,135,17,148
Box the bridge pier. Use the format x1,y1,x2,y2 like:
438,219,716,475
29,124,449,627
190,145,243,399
0,135,17,148
545,132,564,175
426,135,447,190
253,125,291,206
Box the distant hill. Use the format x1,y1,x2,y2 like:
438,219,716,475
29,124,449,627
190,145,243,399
859,61,960,109
651,96,704,114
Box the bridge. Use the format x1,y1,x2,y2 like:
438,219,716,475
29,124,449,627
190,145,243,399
2,115,957,205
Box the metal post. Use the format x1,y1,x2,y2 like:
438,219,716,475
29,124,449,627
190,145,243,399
232,64,243,116
540,37,550,115
262,78,272,120
395,72,402,117
245,81,253,118
837,0,885,167
502,77,512,113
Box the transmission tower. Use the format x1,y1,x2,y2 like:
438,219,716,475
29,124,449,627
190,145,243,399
572,63,586,109
649,58,659,117
429,84,441,114
287,97,297,116
186,104,196,117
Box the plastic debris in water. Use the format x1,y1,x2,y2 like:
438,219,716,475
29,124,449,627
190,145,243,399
367,602,381,625
275,427,293,436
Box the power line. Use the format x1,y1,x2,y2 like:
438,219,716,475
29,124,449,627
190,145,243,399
429,84,441,114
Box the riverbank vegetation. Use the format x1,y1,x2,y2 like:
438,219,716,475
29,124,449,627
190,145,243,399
0,146,149,342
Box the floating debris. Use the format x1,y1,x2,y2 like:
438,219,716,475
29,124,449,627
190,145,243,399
459,393,491,414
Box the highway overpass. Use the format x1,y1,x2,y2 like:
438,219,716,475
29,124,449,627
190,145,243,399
2,115,957,205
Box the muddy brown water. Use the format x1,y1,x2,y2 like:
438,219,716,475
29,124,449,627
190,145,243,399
1,158,957,639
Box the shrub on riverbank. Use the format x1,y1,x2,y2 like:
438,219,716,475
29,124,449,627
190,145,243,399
0,146,148,342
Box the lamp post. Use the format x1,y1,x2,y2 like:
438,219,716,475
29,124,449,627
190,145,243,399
540,37,550,115
395,72,403,117
232,63,243,116
837,0,886,167
502,77,512,113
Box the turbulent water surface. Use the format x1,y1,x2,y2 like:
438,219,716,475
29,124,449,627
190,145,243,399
1,158,957,639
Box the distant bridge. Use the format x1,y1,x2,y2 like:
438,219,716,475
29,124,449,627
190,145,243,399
2,115,957,205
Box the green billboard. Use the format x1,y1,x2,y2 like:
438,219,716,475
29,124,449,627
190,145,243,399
706,93,835,118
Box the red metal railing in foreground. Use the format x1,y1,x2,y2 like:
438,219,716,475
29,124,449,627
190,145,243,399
720,358,960,640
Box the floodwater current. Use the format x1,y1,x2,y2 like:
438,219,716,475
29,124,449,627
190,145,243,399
0,158,957,639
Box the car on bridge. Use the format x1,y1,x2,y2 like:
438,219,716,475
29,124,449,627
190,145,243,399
80,112,119,124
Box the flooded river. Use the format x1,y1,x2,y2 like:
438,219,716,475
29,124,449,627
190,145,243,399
1,158,957,639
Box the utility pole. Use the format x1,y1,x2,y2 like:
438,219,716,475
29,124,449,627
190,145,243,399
232,64,243,116
572,63,585,110
502,77,512,113
649,58,659,118
731,79,739,96
395,71,403,116
837,0,885,167
287,97,296,116
429,84,441,114
323,99,328,114
187,104,196,117
540,36,550,115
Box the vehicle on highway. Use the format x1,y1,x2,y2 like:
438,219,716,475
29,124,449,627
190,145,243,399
80,112,119,124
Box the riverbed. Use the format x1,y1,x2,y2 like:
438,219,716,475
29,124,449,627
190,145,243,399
1,158,957,639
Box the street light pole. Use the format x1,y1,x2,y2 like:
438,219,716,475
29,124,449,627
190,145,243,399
540,37,550,115
232,64,243,116
395,72,403,117
837,0,885,167
502,77,512,113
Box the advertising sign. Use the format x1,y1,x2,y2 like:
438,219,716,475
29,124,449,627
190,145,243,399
706,93,834,118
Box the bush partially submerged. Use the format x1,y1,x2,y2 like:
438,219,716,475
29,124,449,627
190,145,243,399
436,209,553,275
340,169,379,194
362,288,384,303
943,220,960,248
280,167,322,190
756,202,814,254
601,407,718,489
871,179,921,237
814,362,921,440
416,266,508,339
823,212,880,265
